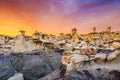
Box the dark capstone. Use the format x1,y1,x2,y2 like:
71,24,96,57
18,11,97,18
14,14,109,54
54,49,64,55
97,49,115,54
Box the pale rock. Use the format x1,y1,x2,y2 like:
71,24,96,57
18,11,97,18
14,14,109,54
107,53,117,61
107,50,120,61
26,41,41,51
114,50,120,56
58,40,66,44
66,60,75,74
81,45,88,49
0,39,5,45
8,39,15,46
80,41,87,47
65,43,74,50
62,56,69,65
73,39,80,44
112,42,120,49
73,50,81,54
13,36,27,52
13,35,42,52
69,54,89,63
8,73,23,80
74,46,80,49
94,53,106,60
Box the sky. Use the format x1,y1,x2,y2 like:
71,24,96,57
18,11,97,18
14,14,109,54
0,0,120,36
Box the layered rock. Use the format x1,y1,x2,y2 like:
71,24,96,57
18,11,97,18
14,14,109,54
61,48,120,75
40,48,120,80
13,35,43,53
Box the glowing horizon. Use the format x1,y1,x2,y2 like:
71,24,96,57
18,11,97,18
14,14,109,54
0,0,120,36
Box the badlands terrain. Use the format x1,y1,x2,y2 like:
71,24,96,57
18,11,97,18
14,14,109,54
0,27,120,80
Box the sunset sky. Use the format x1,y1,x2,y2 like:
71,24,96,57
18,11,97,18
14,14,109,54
0,0,120,36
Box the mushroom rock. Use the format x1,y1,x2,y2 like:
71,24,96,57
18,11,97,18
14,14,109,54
13,36,44,53
71,28,79,40
13,35,27,53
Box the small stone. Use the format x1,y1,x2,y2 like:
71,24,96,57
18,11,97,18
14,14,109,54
7,73,24,80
